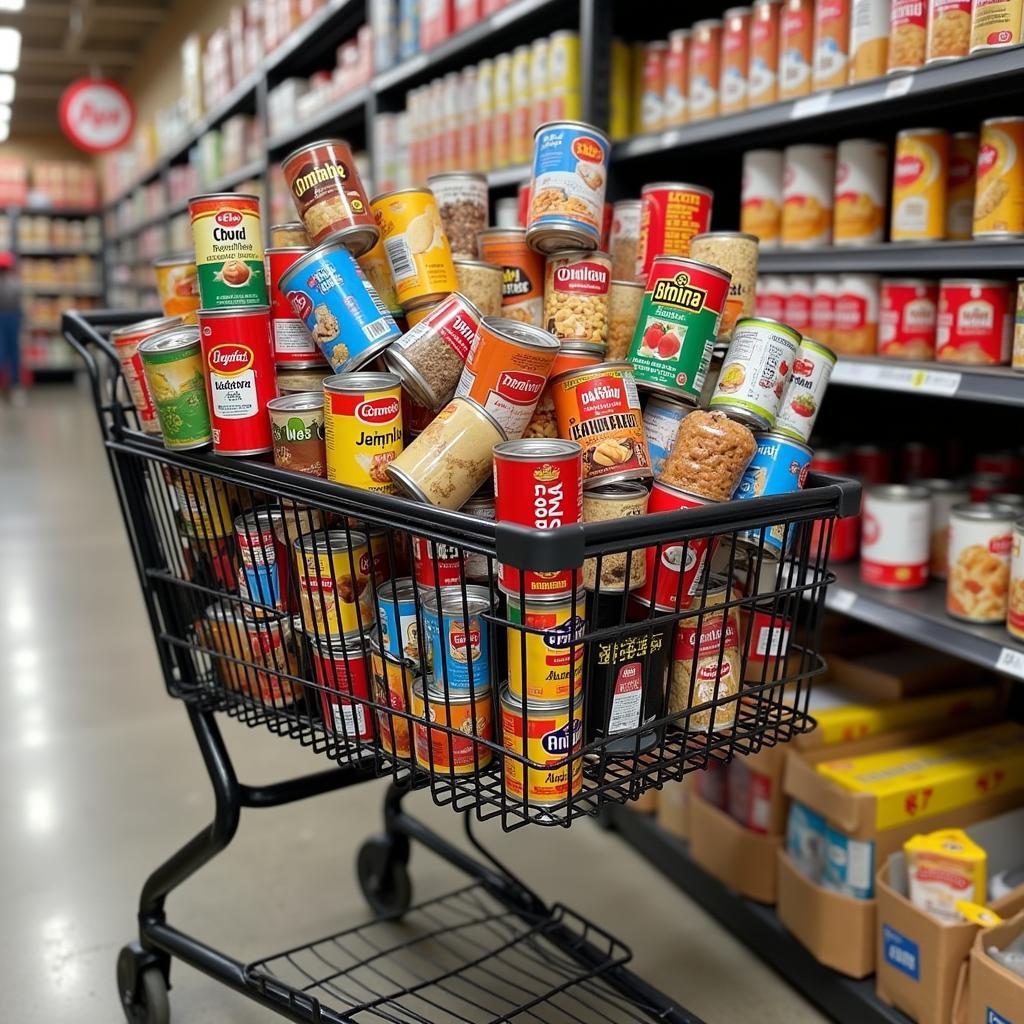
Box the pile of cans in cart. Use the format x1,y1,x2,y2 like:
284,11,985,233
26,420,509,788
107,121,838,810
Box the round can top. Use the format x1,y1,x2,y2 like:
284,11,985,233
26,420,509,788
612,198,643,210
913,478,969,494
691,18,724,29
481,317,561,351
644,40,669,51
950,501,1020,521
867,483,931,502
272,221,306,232
896,127,945,137
691,230,760,245
723,6,752,17
370,186,435,205
427,171,488,185
204,601,246,625
584,481,650,500
505,584,587,609
281,137,354,169
307,627,368,657
138,325,200,355
733,316,803,343
548,360,635,388
376,577,419,605
419,583,493,618
280,237,356,285
645,254,732,283
991,493,1024,510
981,115,1024,127
559,340,606,355
641,182,715,198
884,278,935,287
533,119,610,146
498,681,583,713
187,191,259,205
493,438,581,461
293,528,369,553
152,253,195,268
756,432,814,456
546,248,612,263
266,392,324,414
324,372,402,395
110,314,184,341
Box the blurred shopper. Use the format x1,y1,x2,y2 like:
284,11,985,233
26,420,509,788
0,251,21,396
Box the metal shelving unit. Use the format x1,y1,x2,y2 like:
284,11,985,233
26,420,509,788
760,241,1024,274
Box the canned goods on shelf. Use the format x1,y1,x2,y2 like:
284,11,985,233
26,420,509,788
1009,516,1024,639
891,129,949,242
636,183,714,281
917,478,970,579
936,279,1013,365
973,116,1024,239
740,149,784,248
860,484,931,591
946,501,1015,623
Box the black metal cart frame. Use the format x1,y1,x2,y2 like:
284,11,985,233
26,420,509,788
65,310,859,1024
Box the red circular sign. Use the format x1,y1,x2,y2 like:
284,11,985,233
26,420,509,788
59,79,135,154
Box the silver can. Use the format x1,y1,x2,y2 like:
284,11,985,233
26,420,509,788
946,501,1016,624
915,478,969,579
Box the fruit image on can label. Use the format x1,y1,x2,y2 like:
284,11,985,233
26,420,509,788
507,593,585,703
775,338,836,442
139,327,212,450
189,193,267,308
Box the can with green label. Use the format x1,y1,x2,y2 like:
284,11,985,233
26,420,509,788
266,392,326,477
188,192,267,309
627,256,731,405
138,326,212,450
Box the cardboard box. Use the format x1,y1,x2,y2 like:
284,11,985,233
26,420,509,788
966,911,1024,1024
633,788,658,814
825,645,989,700
656,778,690,840
876,808,1024,1024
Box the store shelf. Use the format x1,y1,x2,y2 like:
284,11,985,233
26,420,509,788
23,284,103,297
487,163,532,189
613,45,1024,161
19,206,100,218
605,806,910,1024
824,564,1024,681
203,158,268,194
266,85,370,152
263,0,362,76
760,240,1024,274
18,245,102,256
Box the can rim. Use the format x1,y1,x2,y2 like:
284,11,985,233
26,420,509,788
414,678,493,703
546,248,612,263
265,246,310,256
271,221,306,231
612,199,643,210
138,325,200,354
426,171,488,184
584,481,650,499
548,360,636,389
940,278,1010,287
279,238,354,286
533,119,611,146
307,628,368,655
477,227,527,240
733,315,803,342
453,258,503,273
499,682,584,712
691,230,760,244
198,305,271,317
110,314,184,340
652,478,720,505
950,501,1020,521
324,371,402,394
281,137,354,171
420,583,493,616
644,254,732,283
371,186,435,205
266,392,324,413
376,577,419,604
188,192,260,205
911,478,969,493
641,182,715,198
292,528,369,552
866,484,931,501
691,18,724,29
505,585,588,608
756,431,815,456
799,336,838,363
895,128,946,137
480,316,561,351
493,439,581,460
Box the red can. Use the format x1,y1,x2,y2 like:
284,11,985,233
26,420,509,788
809,448,858,561
401,388,437,437
308,631,374,743
636,182,714,281
902,441,939,480
879,279,939,360
198,306,278,456
968,472,1014,502
413,535,463,589
755,275,787,321
493,438,584,598
266,246,324,367
635,479,719,610
851,443,892,484
975,451,1024,480
517,181,531,228
936,279,1013,365
600,202,614,250
783,275,813,332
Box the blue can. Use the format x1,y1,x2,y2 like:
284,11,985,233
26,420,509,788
734,432,814,557
526,120,611,253
377,576,424,666
421,584,492,691
279,238,401,372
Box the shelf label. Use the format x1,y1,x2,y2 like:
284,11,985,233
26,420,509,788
825,587,857,612
830,360,961,397
884,75,914,99
790,92,831,119
996,646,1024,679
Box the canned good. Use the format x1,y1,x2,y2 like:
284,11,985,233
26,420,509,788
1015,278,1024,371
832,273,881,355
779,0,815,99
640,41,668,133
781,144,836,248
946,502,1015,623
549,362,651,488
241,614,301,708
266,247,322,366
947,132,979,241
608,200,642,281
368,637,416,759
628,256,731,404
891,128,949,242
281,139,377,255
357,236,404,318
510,46,533,165
582,484,650,592
477,227,545,326
412,680,493,775
507,589,585,702
860,484,931,590
267,393,326,477
812,0,851,88
547,30,581,120
709,317,801,430
850,0,891,82
530,36,550,130
453,260,503,317
454,317,559,439
323,372,403,493
235,509,288,610
749,0,781,106
936,279,1013,365
757,274,788,322
270,222,309,247
173,472,233,539
138,326,211,451
917,478,970,578
643,396,691,477
602,280,643,364
307,630,373,742
188,193,267,308
970,0,1024,52
810,449,859,561
783,275,813,333
810,274,838,346
636,182,715,281
413,536,463,590
371,187,459,309
110,315,184,435
879,279,939,360
734,556,793,683
152,255,200,321
542,249,611,345
526,120,610,253
889,0,928,69
927,0,972,60
688,18,722,119
522,342,603,438
720,7,751,115
462,492,497,583
969,471,1014,502
740,149,784,248
973,116,1024,238
833,139,889,247
376,579,420,669
902,441,939,480
853,444,893,483
293,529,375,636
500,686,583,805
492,53,512,168
1009,517,1024,638
276,367,333,395
421,584,493,690
426,172,488,260
198,602,249,690
775,338,836,442
975,451,1023,479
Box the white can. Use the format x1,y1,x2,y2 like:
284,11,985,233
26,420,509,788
756,273,788,321
781,144,836,248
811,273,839,346
643,395,691,476
833,138,889,247
494,197,520,228
775,337,837,443
741,148,785,248
916,478,970,579
1009,517,1024,639
860,484,931,590
832,272,881,355
784,274,814,332
946,502,1015,622
849,0,891,82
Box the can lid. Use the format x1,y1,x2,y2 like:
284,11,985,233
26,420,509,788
612,199,643,210
371,186,435,205
427,171,488,184
546,248,612,263
481,316,561,351
453,259,503,274
991,492,1024,509
307,628,368,655
548,360,636,388
235,507,282,533
499,681,583,712
951,501,1019,521
867,483,931,501
271,221,306,231
533,119,611,146
913,478,969,494
266,392,324,413
420,583,493,617
642,182,715,198
691,230,760,245
281,138,353,170
110,314,184,340
940,278,1009,288
416,677,492,702
756,431,814,455
691,18,724,29
584,481,650,500
138,325,200,354
376,577,419,605
265,246,310,256
477,227,527,241
493,438,581,461
324,371,402,394
733,316,803,343
188,191,260,204
293,527,369,552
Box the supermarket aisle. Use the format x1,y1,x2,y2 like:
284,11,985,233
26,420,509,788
0,386,825,1024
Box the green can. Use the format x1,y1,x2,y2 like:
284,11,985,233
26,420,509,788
627,256,732,405
138,326,212,451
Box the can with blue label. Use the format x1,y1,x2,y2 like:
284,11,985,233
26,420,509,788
506,589,585,703
421,584,493,691
735,431,814,557
526,120,610,254
279,238,402,372
377,577,424,667
643,395,691,476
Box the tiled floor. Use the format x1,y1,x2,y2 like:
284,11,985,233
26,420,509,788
0,386,826,1023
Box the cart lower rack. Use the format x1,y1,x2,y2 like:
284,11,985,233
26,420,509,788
66,311,859,1024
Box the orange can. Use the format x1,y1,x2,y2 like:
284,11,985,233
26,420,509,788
779,0,814,99
813,0,851,89
370,640,416,759
973,116,1024,239
640,42,668,134
749,0,782,107
412,680,493,775
928,0,972,61
720,7,751,115
477,227,545,326
891,128,949,242
664,29,690,125
524,341,604,438
946,131,978,241
152,256,200,321
850,0,891,82
688,19,722,121
888,0,928,71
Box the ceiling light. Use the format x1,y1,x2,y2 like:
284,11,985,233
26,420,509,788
0,0,24,10
0,104,10,123
0,123,9,143
0,74,13,104
0,28,20,72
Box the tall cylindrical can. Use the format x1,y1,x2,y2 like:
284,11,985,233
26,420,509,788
970,0,1024,52
973,116,1024,239
266,246,323,367
917,478,970,578
833,138,889,247
849,0,890,82
688,18,723,120
946,502,1015,623
927,0,972,61
784,274,814,333
506,589,586,703
688,231,760,339
640,41,668,134
812,0,852,89
779,0,815,99
608,199,643,282
775,338,837,442
720,6,752,115
749,0,782,106
781,144,836,248
741,149,784,249
664,28,690,125
891,128,949,242
110,315,184,435
860,484,931,590
879,278,939,360
936,279,1013,365
832,273,881,355
477,227,545,326
888,0,928,70
138,326,212,451
946,131,979,241
810,274,838,346
636,182,715,280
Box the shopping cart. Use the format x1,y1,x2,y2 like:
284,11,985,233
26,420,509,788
66,310,859,1024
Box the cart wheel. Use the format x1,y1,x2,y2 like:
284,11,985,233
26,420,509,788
117,946,170,1024
357,836,412,918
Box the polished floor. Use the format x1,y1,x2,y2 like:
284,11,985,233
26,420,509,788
0,386,826,1023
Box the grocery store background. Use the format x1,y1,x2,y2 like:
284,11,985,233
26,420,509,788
5,0,1024,1022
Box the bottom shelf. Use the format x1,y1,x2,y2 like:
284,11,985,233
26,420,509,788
605,806,911,1024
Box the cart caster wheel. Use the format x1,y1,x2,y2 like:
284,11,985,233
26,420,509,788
357,836,412,918
117,945,170,1024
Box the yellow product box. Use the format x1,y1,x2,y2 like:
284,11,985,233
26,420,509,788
816,723,1024,830
904,828,988,923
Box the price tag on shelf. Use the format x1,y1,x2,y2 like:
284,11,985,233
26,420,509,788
790,92,831,119
996,647,1024,679
830,360,961,397
825,587,857,613
884,75,914,99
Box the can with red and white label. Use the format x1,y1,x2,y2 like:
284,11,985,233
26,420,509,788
720,6,751,115
879,278,939,360
741,149,784,249
860,483,931,590
936,279,1014,365
413,535,464,590
976,450,1024,480
852,443,893,484
307,630,374,743
636,182,715,281
1009,517,1024,639
917,477,970,578
493,438,584,598
946,502,1015,623
810,274,838,347
783,274,813,332
832,272,881,356
198,307,277,456
756,274,787,321
810,447,860,562
543,249,612,345
266,246,322,367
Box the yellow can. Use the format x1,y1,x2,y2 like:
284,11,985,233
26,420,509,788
293,529,375,637
973,116,1024,238
506,591,585,703
323,372,403,494
510,45,533,166
173,470,234,538
946,131,978,241
476,58,495,171
369,638,417,760
530,36,550,136
500,687,584,806
152,255,200,320
371,188,459,310
890,128,949,242
547,30,581,122
970,0,1024,52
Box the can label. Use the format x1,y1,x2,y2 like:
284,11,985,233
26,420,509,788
936,280,1013,364
664,32,689,123
970,0,1024,51
741,151,784,246
357,237,405,318
235,512,286,609
267,248,319,363
175,474,233,539
507,595,585,702
974,120,1024,236
628,258,728,403
740,608,792,678
947,134,978,241
833,274,881,355
413,687,493,774
324,383,403,494
1009,525,1024,638
244,616,300,707
721,10,750,114
891,131,948,241
309,640,373,742
413,536,463,589
735,434,813,556
889,0,928,68
688,22,721,119
501,696,583,804
947,512,1013,622
834,139,888,245
370,649,415,758
189,195,266,308
860,493,930,589
813,0,851,89
636,186,714,280
477,231,545,326
643,397,690,476
544,252,612,344
1015,280,1024,370
749,3,780,105
294,536,374,636
779,0,814,98
423,603,491,691
669,601,741,732
850,0,891,81
811,277,836,345
141,343,211,449
113,324,163,433
379,583,422,665
928,0,972,59
880,280,938,359
775,340,836,442
270,402,326,476
640,43,667,132
154,260,200,320
782,146,835,247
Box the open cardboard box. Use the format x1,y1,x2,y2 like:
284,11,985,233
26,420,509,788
656,777,690,840
876,808,1024,1024
965,910,1024,1024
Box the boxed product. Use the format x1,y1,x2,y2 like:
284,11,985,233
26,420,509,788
876,808,1024,1024
965,910,1024,1024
